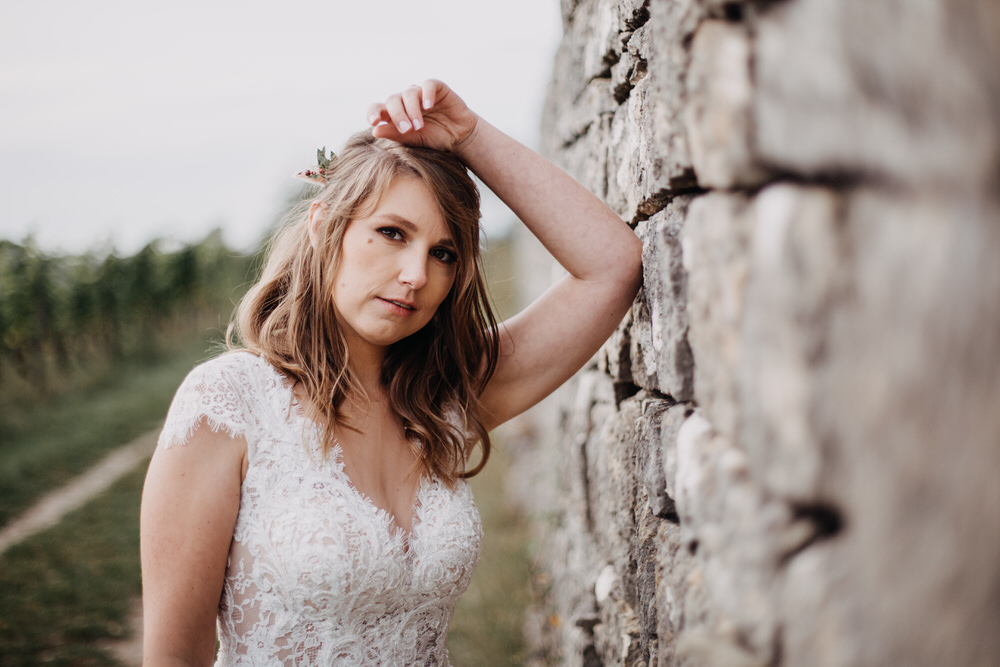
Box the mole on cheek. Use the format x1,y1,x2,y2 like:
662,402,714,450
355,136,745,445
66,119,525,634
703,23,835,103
367,239,373,244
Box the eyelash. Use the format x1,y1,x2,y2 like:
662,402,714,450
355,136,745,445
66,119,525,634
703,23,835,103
431,247,458,264
377,227,458,265
378,227,404,241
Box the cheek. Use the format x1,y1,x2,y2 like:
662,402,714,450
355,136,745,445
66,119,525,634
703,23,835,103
436,271,458,301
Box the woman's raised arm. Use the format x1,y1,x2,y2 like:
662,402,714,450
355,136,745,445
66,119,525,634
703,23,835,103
370,80,643,429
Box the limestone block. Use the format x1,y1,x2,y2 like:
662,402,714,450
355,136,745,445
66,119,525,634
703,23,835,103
631,503,666,664
673,411,793,664
739,183,842,500
604,19,700,222
681,191,753,441
684,20,768,189
586,396,641,571
541,0,619,160
590,447,687,667
593,565,644,665
525,376,613,665
580,0,651,77
563,373,613,522
778,538,863,667
559,0,579,28
635,397,687,520
583,0,624,79
607,57,667,222
617,0,650,31
644,0,704,200
654,521,709,667
548,0,705,220
753,0,1000,190
792,190,1000,666
541,77,617,159
547,0,655,149
697,0,750,16
535,524,605,664
628,198,695,400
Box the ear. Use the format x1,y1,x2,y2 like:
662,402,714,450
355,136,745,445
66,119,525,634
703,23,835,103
308,201,329,249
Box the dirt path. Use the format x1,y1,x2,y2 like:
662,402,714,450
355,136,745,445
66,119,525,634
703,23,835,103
97,596,144,666
0,429,159,556
0,429,159,664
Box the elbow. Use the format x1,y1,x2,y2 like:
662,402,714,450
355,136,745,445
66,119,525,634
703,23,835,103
620,231,644,299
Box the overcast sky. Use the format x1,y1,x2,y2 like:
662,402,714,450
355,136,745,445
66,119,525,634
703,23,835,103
1,1,563,256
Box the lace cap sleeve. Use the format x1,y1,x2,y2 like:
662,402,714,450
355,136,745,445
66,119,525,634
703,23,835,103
158,353,259,450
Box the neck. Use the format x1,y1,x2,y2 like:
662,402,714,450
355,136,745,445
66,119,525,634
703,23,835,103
345,342,388,406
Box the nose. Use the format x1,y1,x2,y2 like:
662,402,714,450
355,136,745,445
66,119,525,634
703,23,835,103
397,250,428,290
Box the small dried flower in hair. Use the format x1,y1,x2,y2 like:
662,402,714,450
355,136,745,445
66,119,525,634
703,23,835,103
317,147,334,169
294,147,337,185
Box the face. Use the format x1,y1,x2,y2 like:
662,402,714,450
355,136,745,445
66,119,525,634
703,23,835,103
327,176,458,360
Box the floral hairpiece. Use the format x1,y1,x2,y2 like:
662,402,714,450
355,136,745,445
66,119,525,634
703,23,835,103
294,147,336,185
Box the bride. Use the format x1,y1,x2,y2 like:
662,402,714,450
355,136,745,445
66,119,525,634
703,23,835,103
140,79,642,665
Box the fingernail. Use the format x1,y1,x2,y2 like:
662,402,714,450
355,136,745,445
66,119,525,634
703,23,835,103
398,121,411,133
368,114,379,125
412,118,423,131
423,98,432,110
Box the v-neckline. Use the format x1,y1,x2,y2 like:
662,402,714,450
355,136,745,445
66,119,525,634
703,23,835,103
328,441,428,549
266,359,427,549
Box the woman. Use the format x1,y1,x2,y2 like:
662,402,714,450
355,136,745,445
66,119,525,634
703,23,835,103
140,80,642,665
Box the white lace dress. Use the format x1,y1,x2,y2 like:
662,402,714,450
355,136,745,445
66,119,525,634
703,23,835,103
158,351,483,666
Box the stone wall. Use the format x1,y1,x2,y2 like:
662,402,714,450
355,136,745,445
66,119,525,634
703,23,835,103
511,1,1000,665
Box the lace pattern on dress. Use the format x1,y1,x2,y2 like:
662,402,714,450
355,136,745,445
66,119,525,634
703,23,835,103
158,351,482,666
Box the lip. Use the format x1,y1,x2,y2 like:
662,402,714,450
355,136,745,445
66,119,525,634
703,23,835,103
377,297,417,315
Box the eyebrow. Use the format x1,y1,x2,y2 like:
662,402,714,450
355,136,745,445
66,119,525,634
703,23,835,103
375,214,456,248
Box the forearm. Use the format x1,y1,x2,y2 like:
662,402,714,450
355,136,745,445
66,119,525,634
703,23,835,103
457,118,642,284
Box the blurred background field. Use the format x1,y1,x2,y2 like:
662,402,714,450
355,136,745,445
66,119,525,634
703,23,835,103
0,232,252,527
0,228,531,666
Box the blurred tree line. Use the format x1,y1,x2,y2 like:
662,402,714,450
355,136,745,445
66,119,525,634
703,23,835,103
0,230,257,406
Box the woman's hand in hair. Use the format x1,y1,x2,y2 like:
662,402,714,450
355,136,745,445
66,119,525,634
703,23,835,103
368,79,480,154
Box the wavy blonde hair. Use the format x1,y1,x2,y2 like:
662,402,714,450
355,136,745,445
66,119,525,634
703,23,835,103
229,131,500,484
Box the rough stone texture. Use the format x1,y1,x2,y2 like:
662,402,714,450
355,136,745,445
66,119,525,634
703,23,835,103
542,0,702,223
753,0,1000,190
681,191,752,443
515,0,1000,665
684,20,767,189
604,197,694,401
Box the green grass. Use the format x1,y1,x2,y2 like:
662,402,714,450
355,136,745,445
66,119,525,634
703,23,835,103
0,463,146,667
447,442,533,665
0,337,220,528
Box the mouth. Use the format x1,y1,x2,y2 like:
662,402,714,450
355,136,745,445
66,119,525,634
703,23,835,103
377,297,416,312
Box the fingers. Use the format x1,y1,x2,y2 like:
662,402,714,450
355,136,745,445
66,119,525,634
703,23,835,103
366,103,385,127
419,79,444,111
366,79,467,149
401,86,424,131
367,80,447,135
373,85,424,135
368,102,402,142
383,93,411,134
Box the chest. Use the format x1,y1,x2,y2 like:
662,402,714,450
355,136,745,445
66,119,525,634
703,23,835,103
230,422,483,607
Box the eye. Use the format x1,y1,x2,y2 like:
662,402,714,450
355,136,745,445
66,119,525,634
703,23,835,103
431,246,458,264
378,227,404,241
